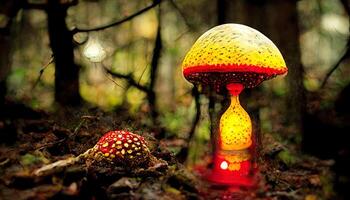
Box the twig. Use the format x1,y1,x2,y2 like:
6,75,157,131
34,149,91,176
138,63,149,86
71,0,163,34
0,158,10,166
169,0,193,30
81,115,99,120
174,28,190,41
32,55,54,90
36,138,66,151
103,66,150,93
320,47,349,88
187,87,201,144
103,68,126,89
36,115,98,151
267,190,301,199
177,87,201,163
208,89,217,153
169,0,193,41
321,0,350,88
72,119,86,136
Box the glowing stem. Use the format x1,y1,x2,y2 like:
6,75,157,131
219,83,252,151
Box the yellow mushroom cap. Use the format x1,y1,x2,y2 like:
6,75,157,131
182,23,287,92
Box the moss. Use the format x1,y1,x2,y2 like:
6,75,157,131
20,153,48,167
277,150,297,167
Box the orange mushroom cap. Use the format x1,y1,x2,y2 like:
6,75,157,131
92,130,150,167
182,23,288,93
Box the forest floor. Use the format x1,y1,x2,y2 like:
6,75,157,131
0,101,336,200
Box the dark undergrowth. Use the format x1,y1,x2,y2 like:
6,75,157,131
0,101,337,200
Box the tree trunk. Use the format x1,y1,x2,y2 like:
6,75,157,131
265,0,305,138
47,0,81,106
0,0,21,107
0,29,11,107
149,24,161,123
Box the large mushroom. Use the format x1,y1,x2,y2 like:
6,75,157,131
182,24,287,185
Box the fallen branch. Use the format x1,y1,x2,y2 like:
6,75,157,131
71,0,163,34
34,147,167,176
34,149,91,176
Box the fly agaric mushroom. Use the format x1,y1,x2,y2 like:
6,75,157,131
34,130,152,176
91,130,150,167
182,24,287,185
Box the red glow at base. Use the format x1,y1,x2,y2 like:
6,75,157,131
205,151,255,187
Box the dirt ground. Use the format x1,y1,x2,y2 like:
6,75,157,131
0,102,335,200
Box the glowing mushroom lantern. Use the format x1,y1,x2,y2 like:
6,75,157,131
182,24,287,186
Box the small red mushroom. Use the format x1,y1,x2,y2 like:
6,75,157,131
34,130,154,176
91,130,151,167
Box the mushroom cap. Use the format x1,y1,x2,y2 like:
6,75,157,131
182,23,287,93
92,130,150,167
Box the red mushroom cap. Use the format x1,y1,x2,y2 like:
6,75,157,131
92,130,150,167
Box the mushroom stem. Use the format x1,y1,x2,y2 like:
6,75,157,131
226,83,244,96
219,84,252,151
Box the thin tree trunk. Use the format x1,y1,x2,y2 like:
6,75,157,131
149,24,161,122
0,1,21,107
47,0,81,106
208,89,218,153
0,29,11,107
265,0,305,138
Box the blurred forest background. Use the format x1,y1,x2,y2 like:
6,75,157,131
1,0,350,199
